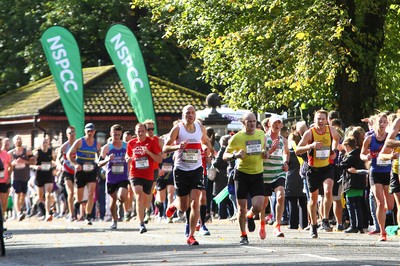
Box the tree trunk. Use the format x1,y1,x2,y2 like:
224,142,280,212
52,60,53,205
335,0,387,127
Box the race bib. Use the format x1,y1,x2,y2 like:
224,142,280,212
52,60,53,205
82,163,95,172
182,149,199,163
161,163,173,172
377,158,391,166
111,164,125,174
246,140,262,155
0,171,4,179
315,148,330,159
271,148,283,157
40,162,51,171
135,157,149,169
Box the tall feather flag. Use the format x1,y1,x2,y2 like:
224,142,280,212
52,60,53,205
40,26,84,138
105,23,157,134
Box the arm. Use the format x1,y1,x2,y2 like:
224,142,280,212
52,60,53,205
56,143,65,170
223,136,244,161
282,137,290,171
295,129,314,155
201,124,215,155
66,139,82,171
144,146,162,164
360,136,372,161
385,118,400,148
163,126,181,153
97,144,111,168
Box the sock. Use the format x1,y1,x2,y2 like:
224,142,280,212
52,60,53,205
185,208,191,225
200,205,207,225
261,220,266,228
155,201,164,217
241,232,247,237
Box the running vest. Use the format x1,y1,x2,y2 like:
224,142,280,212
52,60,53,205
11,147,30,182
174,122,203,171
36,148,53,179
392,133,400,175
370,132,391,173
160,153,174,180
308,126,332,168
76,138,98,172
263,134,285,183
62,142,75,174
106,142,128,184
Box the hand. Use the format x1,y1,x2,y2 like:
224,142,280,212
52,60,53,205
348,167,357,174
235,150,245,159
313,142,323,149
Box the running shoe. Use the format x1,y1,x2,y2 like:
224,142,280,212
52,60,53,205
46,214,53,222
110,221,117,230
321,219,333,232
247,216,255,232
344,227,358,233
239,235,249,245
195,221,201,231
368,230,380,235
199,225,210,236
139,224,147,234
18,212,25,221
144,212,151,224
187,236,199,245
166,205,177,218
273,224,284,237
259,226,266,240
336,224,345,231
166,217,173,224
86,218,92,225
379,233,387,242
184,224,190,237
311,224,318,239
124,211,132,222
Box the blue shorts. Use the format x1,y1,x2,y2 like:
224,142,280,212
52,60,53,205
13,180,28,194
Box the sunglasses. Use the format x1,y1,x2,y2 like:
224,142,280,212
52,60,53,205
67,131,75,134
147,128,155,131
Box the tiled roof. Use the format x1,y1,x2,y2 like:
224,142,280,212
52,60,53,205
0,65,206,118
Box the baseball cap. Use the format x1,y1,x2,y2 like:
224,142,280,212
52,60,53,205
85,123,95,130
269,115,283,126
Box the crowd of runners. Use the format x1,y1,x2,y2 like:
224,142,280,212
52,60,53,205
0,105,400,245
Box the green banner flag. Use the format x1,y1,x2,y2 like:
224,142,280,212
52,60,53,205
105,24,157,134
40,26,84,138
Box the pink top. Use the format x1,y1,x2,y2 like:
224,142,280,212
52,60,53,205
0,150,11,183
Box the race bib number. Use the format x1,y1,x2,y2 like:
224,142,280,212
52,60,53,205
40,162,51,171
83,163,95,172
246,140,262,155
182,149,199,163
377,158,391,166
161,163,173,172
315,148,330,160
111,164,124,174
135,157,150,169
0,171,4,179
15,163,25,169
271,149,283,157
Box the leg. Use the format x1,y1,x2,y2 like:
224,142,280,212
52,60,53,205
85,182,97,219
65,179,75,219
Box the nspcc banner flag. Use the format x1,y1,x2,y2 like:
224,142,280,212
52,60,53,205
40,26,84,138
105,24,157,133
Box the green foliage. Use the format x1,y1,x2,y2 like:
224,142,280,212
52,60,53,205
0,0,209,95
134,0,400,120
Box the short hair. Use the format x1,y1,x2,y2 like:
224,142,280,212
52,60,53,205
143,119,155,125
343,137,357,149
315,109,329,119
328,110,340,120
111,124,123,131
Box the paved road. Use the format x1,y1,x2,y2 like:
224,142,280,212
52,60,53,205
1,216,400,265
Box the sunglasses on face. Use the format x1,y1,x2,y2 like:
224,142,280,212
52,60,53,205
147,128,154,131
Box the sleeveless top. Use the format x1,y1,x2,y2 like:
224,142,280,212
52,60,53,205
263,134,286,183
159,153,174,181
106,142,128,184
12,148,30,182
36,148,53,179
370,132,391,173
392,133,400,175
308,126,332,168
174,122,203,171
62,141,75,175
76,138,98,172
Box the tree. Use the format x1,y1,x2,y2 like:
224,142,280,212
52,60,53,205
133,0,400,126
0,0,209,95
